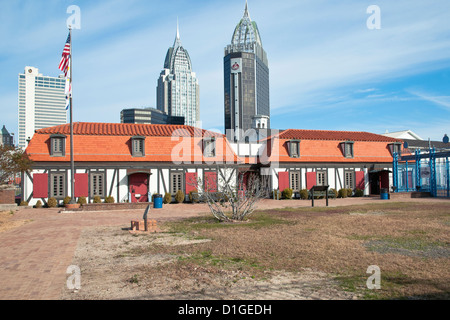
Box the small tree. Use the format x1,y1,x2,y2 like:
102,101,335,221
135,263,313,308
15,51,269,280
187,165,270,222
0,145,33,185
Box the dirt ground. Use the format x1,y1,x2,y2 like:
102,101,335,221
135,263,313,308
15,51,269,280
0,210,31,233
61,224,359,300
60,200,449,300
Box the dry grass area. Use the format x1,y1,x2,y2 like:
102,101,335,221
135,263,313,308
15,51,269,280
63,201,450,300
0,210,31,233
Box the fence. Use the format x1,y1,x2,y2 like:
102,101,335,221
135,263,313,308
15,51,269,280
393,149,449,198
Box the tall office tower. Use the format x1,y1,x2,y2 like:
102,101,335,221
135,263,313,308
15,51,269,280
224,2,270,141
18,66,67,148
157,23,200,127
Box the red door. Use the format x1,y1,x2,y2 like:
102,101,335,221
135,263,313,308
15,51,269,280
129,173,149,203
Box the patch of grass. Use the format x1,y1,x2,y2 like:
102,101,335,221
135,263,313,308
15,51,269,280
166,211,288,234
178,249,263,274
335,270,410,300
128,274,139,284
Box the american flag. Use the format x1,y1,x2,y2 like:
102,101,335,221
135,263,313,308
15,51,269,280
58,32,71,77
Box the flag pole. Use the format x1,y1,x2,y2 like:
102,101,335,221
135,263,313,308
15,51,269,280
69,25,75,204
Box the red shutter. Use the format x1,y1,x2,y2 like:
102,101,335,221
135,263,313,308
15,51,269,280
74,173,89,197
355,171,365,190
33,173,48,198
185,172,198,193
204,172,218,192
278,171,289,191
306,172,317,190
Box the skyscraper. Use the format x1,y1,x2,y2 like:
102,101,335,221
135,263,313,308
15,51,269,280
18,66,67,149
224,2,270,141
157,23,200,127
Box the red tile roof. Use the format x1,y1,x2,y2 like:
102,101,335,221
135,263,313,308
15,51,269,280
27,122,237,163
277,129,401,142
36,122,223,138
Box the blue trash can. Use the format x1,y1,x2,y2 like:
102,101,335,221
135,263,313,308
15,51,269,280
380,188,389,200
153,194,163,208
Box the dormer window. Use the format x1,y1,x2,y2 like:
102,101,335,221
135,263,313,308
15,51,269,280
287,140,300,158
50,134,66,157
131,136,145,157
203,137,216,157
340,141,354,158
388,142,402,156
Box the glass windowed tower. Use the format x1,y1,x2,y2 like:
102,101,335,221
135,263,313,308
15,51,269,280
157,23,200,127
224,2,270,141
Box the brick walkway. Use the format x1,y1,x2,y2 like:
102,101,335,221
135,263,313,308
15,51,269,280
0,197,447,300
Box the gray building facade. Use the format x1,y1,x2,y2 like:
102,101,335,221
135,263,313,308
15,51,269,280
224,3,270,141
120,108,184,125
1,125,14,147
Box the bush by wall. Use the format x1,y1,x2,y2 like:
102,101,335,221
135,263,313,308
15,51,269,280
300,189,309,200
189,190,199,203
163,192,172,204
63,196,72,205
347,188,353,197
47,197,58,208
105,196,115,203
329,188,338,198
93,195,101,203
77,197,87,205
338,189,347,198
354,188,364,197
282,188,293,199
34,200,42,208
175,190,185,203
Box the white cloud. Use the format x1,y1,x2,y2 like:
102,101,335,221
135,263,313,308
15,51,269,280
407,90,450,110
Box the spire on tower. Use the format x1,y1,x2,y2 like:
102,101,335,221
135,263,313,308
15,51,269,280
174,17,181,47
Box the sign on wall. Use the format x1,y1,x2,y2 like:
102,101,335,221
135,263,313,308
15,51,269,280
231,58,242,73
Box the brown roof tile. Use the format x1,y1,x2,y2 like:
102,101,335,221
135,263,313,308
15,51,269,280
36,122,223,138
278,129,401,142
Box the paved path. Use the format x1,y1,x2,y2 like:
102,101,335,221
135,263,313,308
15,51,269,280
0,197,447,300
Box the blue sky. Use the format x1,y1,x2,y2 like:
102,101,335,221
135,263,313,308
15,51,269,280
1,0,449,141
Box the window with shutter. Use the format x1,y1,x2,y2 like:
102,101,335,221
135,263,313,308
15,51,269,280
203,138,216,157
90,172,105,197
317,171,327,186
50,135,66,157
50,173,65,199
131,136,145,157
340,141,354,158
344,171,355,189
170,172,183,194
289,171,300,191
288,140,300,158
